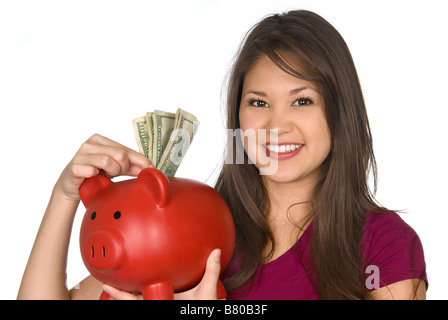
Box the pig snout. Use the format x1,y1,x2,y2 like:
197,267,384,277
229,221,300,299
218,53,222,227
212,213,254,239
83,230,124,272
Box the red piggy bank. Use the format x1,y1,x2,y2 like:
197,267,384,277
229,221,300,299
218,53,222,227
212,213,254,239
79,168,235,300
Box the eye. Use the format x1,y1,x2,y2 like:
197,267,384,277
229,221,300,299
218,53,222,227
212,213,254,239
114,211,121,220
248,98,269,108
90,212,96,220
293,98,313,106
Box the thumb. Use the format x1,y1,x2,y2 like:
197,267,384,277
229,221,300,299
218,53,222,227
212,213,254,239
196,249,222,299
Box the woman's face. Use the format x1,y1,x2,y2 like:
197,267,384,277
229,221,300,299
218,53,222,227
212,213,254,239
238,56,331,186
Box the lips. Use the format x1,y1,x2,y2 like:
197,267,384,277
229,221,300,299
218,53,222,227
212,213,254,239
264,142,304,160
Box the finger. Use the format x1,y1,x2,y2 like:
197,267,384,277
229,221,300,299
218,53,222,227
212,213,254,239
84,134,121,147
174,249,222,300
70,163,100,181
74,153,123,178
102,284,142,300
85,134,147,164
127,163,151,177
104,149,152,177
78,146,149,178
78,144,129,172
196,249,222,299
80,138,152,175
91,137,152,170
126,149,153,172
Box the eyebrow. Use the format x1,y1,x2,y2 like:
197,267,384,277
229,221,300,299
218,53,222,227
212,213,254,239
243,86,318,97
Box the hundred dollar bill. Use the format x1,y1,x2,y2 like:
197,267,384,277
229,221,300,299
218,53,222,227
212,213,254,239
157,109,199,176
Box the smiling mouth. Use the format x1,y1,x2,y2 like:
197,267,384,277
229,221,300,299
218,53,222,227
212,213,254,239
264,144,304,154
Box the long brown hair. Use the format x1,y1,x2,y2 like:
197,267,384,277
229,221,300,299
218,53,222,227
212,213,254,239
215,9,392,299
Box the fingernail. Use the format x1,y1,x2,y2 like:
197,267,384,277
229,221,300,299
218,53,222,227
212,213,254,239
214,249,221,262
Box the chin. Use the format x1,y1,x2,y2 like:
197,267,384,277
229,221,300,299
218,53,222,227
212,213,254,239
259,164,322,187
259,167,301,183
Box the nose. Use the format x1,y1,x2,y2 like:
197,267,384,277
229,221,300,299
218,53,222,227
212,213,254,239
82,230,124,272
266,109,293,136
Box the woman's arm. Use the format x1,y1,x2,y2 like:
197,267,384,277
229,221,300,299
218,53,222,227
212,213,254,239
371,279,426,300
17,190,80,299
17,134,151,299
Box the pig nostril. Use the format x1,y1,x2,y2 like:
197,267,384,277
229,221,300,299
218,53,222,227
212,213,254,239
89,246,107,259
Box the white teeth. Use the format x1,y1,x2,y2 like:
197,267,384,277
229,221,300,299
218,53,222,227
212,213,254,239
266,144,302,153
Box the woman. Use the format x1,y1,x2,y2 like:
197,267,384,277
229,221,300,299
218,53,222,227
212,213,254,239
17,10,427,300
216,10,427,299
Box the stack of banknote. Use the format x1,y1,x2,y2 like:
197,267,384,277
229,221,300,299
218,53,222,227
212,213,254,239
132,108,199,177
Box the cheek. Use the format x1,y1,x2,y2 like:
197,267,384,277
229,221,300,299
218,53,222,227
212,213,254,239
306,116,331,158
238,110,265,163
239,110,260,147
239,109,258,131
318,116,332,153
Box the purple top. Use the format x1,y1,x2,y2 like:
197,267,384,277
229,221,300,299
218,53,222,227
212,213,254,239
223,212,428,300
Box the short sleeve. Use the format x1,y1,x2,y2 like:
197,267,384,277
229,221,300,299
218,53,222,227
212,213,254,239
362,212,428,290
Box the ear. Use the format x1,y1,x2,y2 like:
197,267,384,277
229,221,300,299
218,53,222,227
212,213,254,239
79,173,113,207
135,168,171,208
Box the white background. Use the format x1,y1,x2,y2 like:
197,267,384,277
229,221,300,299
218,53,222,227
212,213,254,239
0,0,446,300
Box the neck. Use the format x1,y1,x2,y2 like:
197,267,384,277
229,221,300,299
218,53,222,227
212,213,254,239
261,174,318,261
262,174,317,224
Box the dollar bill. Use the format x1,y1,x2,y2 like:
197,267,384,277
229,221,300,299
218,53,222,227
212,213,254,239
157,109,199,176
132,108,199,176
132,116,150,159
144,111,154,164
151,110,176,167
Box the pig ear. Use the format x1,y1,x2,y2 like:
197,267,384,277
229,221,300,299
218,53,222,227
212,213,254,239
135,168,171,208
79,173,113,207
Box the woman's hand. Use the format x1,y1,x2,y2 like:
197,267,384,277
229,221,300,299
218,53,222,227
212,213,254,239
102,249,223,300
175,249,222,300
18,134,152,300
54,134,152,202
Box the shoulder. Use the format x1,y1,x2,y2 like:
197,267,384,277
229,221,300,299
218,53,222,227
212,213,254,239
362,211,428,290
364,211,414,234
362,211,422,257
362,211,423,250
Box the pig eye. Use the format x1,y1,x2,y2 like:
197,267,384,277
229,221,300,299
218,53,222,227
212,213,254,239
90,212,96,220
114,211,121,220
